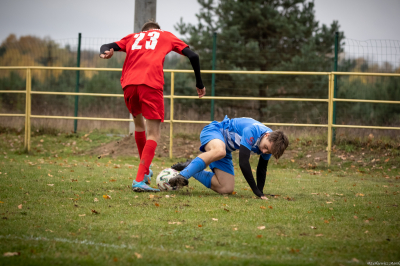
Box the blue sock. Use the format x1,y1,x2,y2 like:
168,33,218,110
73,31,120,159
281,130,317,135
193,170,213,188
179,157,206,179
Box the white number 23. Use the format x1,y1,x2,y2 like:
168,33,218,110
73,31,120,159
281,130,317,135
132,32,160,50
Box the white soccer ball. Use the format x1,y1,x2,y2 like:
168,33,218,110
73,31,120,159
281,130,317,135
156,168,179,191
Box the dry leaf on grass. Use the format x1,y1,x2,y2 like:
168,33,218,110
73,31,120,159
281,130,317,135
79,214,86,217
3,252,20,257
18,204,22,209
310,226,317,229
155,203,160,207
103,195,111,199
134,252,142,259
232,228,238,231
315,234,324,237
257,226,266,230
149,194,155,199
168,222,182,225
257,235,262,238
212,218,218,221
91,209,100,214
47,184,54,186
94,198,99,202
260,206,266,209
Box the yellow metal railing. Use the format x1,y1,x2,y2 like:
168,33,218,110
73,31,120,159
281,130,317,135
1,66,400,165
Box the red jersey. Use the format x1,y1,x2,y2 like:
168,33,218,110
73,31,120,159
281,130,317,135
115,29,188,90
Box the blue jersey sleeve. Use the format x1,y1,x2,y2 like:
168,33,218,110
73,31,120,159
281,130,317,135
240,126,257,150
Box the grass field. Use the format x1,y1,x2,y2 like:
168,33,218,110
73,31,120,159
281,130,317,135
1,130,399,265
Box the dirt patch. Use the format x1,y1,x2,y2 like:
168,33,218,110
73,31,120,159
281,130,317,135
85,133,201,159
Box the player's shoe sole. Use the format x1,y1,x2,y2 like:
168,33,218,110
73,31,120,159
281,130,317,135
168,174,189,187
171,159,193,171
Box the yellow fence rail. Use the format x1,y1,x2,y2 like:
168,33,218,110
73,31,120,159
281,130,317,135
1,66,399,165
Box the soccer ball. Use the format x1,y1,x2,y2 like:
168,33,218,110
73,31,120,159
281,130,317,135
156,168,179,191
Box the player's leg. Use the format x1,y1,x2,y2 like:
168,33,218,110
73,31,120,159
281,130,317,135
135,119,160,182
169,124,226,187
210,168,235,194
133,113,146,158
129,84,164,192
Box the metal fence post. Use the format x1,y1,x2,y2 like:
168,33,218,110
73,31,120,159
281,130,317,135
327,73,334,166
169,72,174,159
25,68,32,152
332,32,339,142
210,32,217,121
74,33,82,133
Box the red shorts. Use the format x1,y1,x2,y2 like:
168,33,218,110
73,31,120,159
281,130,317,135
123,84,164,122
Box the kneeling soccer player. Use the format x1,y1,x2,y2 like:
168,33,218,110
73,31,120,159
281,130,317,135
168,116,289,199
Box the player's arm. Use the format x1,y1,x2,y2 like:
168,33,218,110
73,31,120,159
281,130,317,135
256,156,269,194
99,43,121,59
239,145,266,199
181,47,206,97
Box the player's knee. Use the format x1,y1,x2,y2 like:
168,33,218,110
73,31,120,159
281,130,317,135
214,148,226,160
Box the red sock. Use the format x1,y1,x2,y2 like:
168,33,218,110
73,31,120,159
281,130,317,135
135,140,157,182
135,131,146,158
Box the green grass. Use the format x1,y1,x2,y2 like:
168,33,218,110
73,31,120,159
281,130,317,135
0,131,400,265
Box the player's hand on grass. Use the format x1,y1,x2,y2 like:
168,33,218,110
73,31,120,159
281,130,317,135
261,195,269,200
100,48,114,59
197,86,206,98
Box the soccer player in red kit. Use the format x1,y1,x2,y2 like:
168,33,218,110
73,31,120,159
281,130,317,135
100,21,206,192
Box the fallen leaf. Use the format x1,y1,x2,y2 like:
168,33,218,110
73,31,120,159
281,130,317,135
185,245,194,249
385,158,390,162
198,224,202,227
232,228,238,231
94,198,99,202
113,258,118,262
134,252,142,259
47,184,54,186
269,206,273,209
134,196,138,199
232,191,237,195
18,204,22,209
165,195,170,198
324,220,329,224
223,208,229,212
0,201,3,204
168,222,182,225
212,218,218,221
109,179,117,182
155,203,160,207
91,209,99,214
326,202,333,204
149,195,155,199
352,258,359,263
3,252,20,257
257,226,266,230
354,216,358,219
260,206,266,209
257,235,262,238
45,229,53,232
79,214,86,217
315,234,324,237
103,195,111,199
310,226,317,229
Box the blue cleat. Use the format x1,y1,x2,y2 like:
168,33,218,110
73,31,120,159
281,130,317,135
132,180,160,192
144,169,153,184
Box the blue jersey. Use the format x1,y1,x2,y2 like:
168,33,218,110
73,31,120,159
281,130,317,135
220,116,272,160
